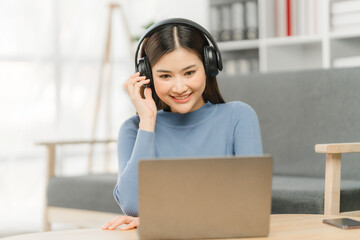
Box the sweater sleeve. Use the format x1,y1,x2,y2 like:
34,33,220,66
233,102,263,156
113,117,155,216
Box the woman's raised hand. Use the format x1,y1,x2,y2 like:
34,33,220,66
102,215,139,231
123,72,157,132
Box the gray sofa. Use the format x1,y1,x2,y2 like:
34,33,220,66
218,67,360,214
47,173,121,214
44,67,360,229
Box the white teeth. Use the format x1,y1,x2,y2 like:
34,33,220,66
174,94,190,100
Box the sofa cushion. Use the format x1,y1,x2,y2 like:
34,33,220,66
272,175,360,213
47,173,123,214
218,67,360,179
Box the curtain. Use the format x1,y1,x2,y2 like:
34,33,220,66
0,0,135,235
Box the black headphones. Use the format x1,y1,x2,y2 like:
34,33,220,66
135,18,223,84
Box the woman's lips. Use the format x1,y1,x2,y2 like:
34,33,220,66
171,93,192,103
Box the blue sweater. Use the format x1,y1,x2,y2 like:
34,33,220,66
114,101,263,216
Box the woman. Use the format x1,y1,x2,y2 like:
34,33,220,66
102,18,263,231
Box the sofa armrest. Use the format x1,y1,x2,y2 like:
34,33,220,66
36,139,118,231
36,139,117,179
315,142,360,215
315,142,360,154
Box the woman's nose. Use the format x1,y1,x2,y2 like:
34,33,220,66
172,77,187,93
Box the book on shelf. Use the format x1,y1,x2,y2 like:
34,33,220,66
210,7,221,42
331,0,360,14
220,4,232,41
273,0,320,37
330,0,360,32
225,58,258,75
286,0,291,36
223,53,259,75
290,0,297,35
331,24,360,32
210,0,258,42
297,0,307,36
274,0,286,37
231,2,246,40
224,59,236,75
331,12,360,26
245,1,258,39
237,58,252,74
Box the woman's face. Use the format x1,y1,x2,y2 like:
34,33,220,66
152,47,206,114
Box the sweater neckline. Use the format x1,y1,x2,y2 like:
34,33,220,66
156,102,216,127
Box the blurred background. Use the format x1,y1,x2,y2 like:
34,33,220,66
1,0,360,237
0,0,207,237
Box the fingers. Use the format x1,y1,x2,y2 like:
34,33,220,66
102,216,140,231
134,79,150,89
144,87,152,100
102,216,125,230
120,216,139,230
102,218,116,230
124,73,150,100
120,221,138,230
108,216,126,230
123,73,143,91
124,72,146,90
131,79,150,100
102,219,112,230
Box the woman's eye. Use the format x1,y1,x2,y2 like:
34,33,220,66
159,74,171,79
185,70,195,76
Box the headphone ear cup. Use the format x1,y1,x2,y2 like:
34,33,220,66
203,46,219,77
137,56,153,84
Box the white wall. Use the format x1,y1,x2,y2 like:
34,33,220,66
125,0,209,37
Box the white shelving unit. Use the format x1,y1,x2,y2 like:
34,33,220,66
209,0,360,74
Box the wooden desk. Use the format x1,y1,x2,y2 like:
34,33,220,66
4,215,360,240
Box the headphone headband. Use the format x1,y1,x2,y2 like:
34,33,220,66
134,18,223,71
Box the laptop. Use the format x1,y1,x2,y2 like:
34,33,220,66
138,155,273,240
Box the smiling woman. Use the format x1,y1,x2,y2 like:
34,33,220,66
102,18,263,231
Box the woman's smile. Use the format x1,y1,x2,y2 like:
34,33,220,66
171,93,192,102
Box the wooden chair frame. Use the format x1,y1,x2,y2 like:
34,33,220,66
315,142,360,216
36,139,121,231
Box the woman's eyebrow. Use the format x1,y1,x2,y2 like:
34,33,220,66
182,64,196,71
156,69,171,73
156,64,197,73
